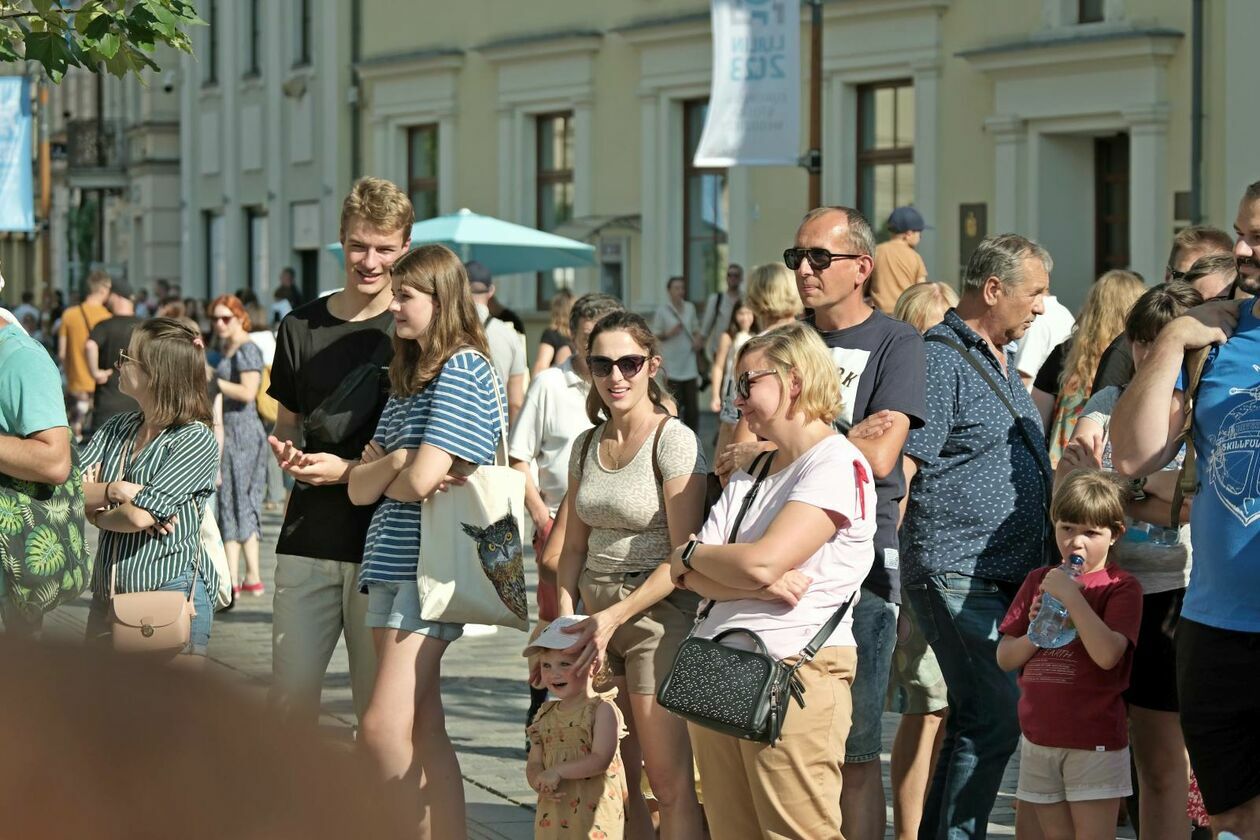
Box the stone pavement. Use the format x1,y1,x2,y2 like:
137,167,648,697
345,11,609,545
53,507,1138,839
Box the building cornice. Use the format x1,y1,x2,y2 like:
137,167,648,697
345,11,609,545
614,10,710,46
959,27,1182,73
355,48,464,82
477,30,602,63
824,0,951,21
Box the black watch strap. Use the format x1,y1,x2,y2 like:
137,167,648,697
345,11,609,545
681,537,700,570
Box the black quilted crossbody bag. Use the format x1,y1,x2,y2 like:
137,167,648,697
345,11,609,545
657,451,856,747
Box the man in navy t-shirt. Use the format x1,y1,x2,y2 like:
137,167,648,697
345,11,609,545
1111,182,1260,837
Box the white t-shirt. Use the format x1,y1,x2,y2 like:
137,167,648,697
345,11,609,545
476,303,526,386
692,435,877,659
270,299,293,327
652,301,700,381
507,359,592,515
1014,295,1075,381
248,329,277,367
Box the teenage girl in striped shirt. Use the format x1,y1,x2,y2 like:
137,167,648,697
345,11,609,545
348,244,505,840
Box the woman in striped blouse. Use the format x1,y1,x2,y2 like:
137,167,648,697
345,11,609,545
81,317,221,657
348,244,504,839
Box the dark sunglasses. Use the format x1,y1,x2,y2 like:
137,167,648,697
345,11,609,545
114,351,141,372
588,354,648,379
783,247,864,271
212,314,235,323
1166,265,1188,281
736,369,778,400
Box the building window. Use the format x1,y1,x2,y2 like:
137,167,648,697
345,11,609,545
245,0,261,76
204,0,218,84
1078,0,1105,24
536,112,575,310
205,212,225,297
294,0,312,67
683,99,729,303
407,125,439,222
1094,133,1130,275
246,209,269,296
856,80,915,236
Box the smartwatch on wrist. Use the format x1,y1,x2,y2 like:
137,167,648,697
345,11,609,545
681,537,701,571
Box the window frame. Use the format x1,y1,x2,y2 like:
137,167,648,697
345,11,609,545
1078,0,1106,24
855,79,915,232
293,0,312,68
245,207,269,297
204,0,219,85
682,98,729,304
244,0,261,77
535,110,575,310
406,124,439,223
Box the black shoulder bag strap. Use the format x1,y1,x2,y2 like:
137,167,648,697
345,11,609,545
924,334,1053,488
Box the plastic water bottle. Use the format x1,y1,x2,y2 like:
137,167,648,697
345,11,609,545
1028,554,1085,649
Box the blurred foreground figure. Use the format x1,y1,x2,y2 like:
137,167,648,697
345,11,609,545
0,638,408,839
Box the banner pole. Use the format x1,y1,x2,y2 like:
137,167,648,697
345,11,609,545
37,72,51,299
807,0,822,210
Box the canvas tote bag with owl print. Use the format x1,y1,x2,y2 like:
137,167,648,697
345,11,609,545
417,349,529,631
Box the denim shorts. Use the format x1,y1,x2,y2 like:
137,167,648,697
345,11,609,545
365,581,464,641
844,586,899,763
86,569,214,656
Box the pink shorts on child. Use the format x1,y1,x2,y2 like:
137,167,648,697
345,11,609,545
1016,736,1132,804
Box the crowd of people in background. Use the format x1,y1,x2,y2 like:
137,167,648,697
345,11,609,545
1,173,1259,840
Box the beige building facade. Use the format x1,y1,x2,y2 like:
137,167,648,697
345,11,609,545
355,0,1257,319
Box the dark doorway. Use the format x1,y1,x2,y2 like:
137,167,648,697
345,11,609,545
1094,133,1130,276
296,249,319,303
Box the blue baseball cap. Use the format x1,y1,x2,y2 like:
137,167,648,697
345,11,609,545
887,206,930,233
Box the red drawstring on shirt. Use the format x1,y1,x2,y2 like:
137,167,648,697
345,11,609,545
853,460,869,520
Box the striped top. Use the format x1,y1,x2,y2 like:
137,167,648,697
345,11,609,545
358,351,505,589
81,412,220,601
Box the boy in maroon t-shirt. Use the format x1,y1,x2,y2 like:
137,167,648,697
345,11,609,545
997,469,1143,838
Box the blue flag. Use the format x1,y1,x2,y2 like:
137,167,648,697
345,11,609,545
0,77,34,233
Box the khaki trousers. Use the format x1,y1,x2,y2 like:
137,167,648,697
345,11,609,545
688,646,857,840
270,555,377,725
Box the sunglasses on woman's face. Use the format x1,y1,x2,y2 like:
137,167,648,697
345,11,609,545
212,314,234,324
114,351,141,372
736,369,778,400
588,354,648,379
782,247,864,272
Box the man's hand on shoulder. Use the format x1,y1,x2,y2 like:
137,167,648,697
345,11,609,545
1163,298,1245,352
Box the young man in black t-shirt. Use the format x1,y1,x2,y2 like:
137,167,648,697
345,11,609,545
266,178,413,725
85,279,143,432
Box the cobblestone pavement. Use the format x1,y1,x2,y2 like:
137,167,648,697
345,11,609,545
53,499,1138,838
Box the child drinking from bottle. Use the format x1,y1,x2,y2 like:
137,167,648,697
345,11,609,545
996,469,1143,839
524,616,628,839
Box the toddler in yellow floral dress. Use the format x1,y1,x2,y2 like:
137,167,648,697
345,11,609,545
524,616,628,840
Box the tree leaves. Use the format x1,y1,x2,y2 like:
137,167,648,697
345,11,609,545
0,0,202,82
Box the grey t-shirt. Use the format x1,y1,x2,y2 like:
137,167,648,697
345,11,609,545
1081,385,1191,594
570,416,707,574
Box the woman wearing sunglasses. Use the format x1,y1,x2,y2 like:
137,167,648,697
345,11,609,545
556,310,708,839
669,322,877,839
209,294,269,597
80,318,221,656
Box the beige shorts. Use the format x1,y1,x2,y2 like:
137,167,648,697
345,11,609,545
579,567,701,695
1016,737,1132,804
688,646,858,840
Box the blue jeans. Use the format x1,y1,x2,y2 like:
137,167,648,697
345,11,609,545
906,573,1021,840
844,586,899,762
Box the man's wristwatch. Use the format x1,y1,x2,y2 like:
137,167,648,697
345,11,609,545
681,537,701,571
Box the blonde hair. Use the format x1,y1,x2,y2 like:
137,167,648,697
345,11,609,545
387,245,491,397
547,289,574,337
1051,468,1127,534
736,322,842,425
1060,269,1146,394
744,262,803,323
893,282,958,334
338,177,415,242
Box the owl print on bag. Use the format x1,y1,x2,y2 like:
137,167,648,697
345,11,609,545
461,514,528,621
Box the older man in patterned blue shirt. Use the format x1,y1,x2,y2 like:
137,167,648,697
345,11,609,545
901,233,1054,840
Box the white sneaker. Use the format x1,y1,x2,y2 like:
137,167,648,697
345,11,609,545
462,623,499,637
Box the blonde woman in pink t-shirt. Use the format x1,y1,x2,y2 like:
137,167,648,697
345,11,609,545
669,322,877,840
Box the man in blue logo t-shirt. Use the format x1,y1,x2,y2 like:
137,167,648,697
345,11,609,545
1111,181,1260,837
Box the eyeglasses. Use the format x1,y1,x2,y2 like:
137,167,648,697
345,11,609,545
588,354,648,379
114,351,141,372
783,248,865,272
736,369,779,400
212,314,235,323
1166,265,1188,281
